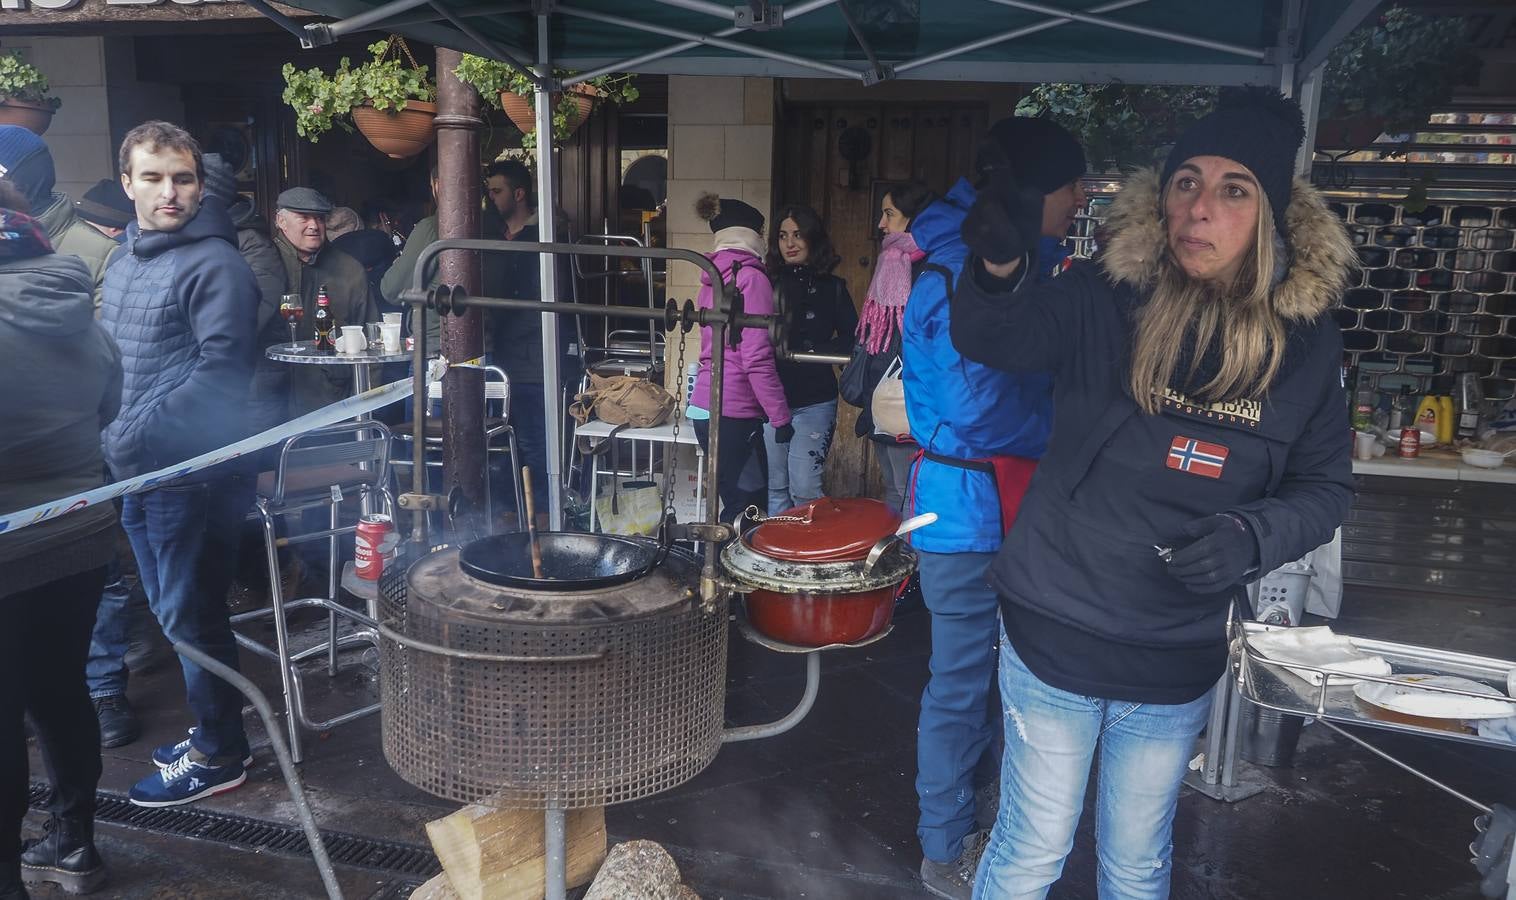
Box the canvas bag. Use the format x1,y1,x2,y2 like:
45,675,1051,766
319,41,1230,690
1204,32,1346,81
871,355,909,438
570,373,675,429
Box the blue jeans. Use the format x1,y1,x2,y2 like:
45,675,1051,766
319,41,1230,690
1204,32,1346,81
120,477,253,761
917,549,1001,863
973,632,1213,899
85,555,137,699
762,400,836,514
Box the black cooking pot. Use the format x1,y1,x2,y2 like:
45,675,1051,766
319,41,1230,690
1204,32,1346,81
458,531,667,591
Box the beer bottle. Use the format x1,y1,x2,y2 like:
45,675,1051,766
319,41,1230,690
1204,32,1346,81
313,284,336,354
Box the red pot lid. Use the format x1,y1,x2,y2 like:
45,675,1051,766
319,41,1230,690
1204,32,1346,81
745,498,901,563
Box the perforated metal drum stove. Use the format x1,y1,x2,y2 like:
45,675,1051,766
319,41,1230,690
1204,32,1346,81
375,535,727,809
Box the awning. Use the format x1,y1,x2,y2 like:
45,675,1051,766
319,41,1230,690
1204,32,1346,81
246,0,1379,93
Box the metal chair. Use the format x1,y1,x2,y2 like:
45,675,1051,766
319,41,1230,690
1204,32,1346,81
392,364,523,525
234,421,393,763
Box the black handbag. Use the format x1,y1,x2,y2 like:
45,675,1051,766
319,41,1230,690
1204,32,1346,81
838,344,874,408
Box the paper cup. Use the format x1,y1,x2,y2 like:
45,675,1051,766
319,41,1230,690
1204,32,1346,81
1354,430,1377,461
382,312,403,328
380,323,402,353
340,326,366,354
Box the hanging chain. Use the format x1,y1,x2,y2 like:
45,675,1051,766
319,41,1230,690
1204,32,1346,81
380,34,422,71
741,505,812,525
660,314,690,521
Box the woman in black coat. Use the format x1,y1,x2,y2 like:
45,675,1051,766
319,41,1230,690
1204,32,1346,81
762,204,857,514
951,90,1356,897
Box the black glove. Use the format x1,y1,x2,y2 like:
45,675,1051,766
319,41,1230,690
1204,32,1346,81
960,171,1046,267
773,423,795,444
1165,514,1260,593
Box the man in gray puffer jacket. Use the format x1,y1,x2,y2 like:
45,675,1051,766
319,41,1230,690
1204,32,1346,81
0,180,121,897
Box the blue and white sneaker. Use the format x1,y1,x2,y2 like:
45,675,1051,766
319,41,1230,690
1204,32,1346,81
129,751,246,807
152,729,253,769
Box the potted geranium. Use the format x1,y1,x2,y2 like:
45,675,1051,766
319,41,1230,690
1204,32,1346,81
0,51,62,136
1317,7,1480,151
453,54,638,149
1014,83,1217,172
282,37,436,159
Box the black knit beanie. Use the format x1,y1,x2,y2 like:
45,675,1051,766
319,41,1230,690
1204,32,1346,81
978,116,1087,195
695,193,764,234
1161,87,1305,239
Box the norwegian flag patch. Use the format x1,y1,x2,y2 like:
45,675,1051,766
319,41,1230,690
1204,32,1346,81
1167,436,1229,479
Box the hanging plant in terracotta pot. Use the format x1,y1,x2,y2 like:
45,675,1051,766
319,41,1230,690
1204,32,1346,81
453,54,638,149
1316,7,1479,152
0,51,62,136
281,37,437,159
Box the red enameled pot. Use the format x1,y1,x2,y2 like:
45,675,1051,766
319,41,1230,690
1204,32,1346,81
721,498,917,647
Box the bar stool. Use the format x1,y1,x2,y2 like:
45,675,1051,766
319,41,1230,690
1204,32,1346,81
233,421,392,763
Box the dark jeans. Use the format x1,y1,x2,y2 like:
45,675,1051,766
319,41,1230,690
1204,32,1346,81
2,567,106,859
511,385,550,509
121,477,253,761
84,553,138,699
692,416,767,522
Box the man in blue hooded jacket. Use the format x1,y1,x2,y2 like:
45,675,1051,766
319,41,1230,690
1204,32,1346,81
99,121,259,809
903,116,1086,899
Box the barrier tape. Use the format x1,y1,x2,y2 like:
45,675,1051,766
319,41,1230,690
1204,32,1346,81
0,356,464,536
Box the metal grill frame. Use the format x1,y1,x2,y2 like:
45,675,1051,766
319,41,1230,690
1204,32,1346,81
378,545,728,809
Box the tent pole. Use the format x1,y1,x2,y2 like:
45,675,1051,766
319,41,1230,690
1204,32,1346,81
564,0,837,86
554,4,865,81
1295,64,1324,176
429,1,543,83
895,0,1149,76
1297,0,1379,76
985,0,1267,60
535,12,565,531
646,0,734,20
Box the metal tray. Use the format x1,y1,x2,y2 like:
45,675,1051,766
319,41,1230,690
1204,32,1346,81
1231,611,1516,752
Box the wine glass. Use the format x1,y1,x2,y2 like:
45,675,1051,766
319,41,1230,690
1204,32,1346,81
279,294,303,350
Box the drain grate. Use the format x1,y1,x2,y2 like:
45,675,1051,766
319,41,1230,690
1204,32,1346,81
28,782,440,881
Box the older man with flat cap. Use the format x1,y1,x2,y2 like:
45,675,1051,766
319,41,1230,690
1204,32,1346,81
272,186,377,413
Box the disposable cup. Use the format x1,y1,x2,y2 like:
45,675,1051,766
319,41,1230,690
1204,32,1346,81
380,323,402,353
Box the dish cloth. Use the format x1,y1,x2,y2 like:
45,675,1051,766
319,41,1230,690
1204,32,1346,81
1247,626,1392,686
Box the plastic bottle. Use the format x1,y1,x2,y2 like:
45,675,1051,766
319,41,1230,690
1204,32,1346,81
1437,396,1456,445
1414,395,1441,435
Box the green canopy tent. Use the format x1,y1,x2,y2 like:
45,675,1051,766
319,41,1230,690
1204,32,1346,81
242,0,1377,527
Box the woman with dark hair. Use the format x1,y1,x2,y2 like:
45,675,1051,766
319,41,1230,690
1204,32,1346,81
849,183,933,513
763,205,858,514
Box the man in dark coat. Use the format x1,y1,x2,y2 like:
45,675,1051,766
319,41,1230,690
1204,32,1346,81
272,186,377,414
99,121,259,808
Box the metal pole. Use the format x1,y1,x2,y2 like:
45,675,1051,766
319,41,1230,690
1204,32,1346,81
554,5,866,80
435,47,488,540
173,642,344,900
535,13,565,531
564,0,838,85
723,652,821,742
984,0,1269,60
894,0,1149,75
1295,64,1325,176
544,806,567,900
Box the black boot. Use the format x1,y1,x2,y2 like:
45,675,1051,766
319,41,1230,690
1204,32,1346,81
1,858,30,900
20,815,105,895
93,695,140,749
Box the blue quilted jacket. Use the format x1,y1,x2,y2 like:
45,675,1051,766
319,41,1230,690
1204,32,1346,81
100,200,258,482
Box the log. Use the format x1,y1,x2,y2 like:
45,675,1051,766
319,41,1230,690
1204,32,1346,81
583,840,682,900
424,803,606,900
410,872,460,900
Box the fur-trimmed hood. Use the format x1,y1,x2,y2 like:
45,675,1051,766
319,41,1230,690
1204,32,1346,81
1098,168,1355,321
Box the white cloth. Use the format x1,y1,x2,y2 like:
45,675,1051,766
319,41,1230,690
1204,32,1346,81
1247,626,1392,686
710,226,767,262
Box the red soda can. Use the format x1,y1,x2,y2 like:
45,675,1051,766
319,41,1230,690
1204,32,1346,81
1398,427,1420,459
354,514,396,580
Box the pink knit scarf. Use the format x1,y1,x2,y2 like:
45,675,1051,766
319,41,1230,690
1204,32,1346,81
856,230,925,355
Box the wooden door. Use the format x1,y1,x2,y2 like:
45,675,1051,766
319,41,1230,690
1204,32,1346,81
775,100,987,500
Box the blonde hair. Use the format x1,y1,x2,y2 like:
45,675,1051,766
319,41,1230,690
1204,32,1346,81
1128,190,1284,414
